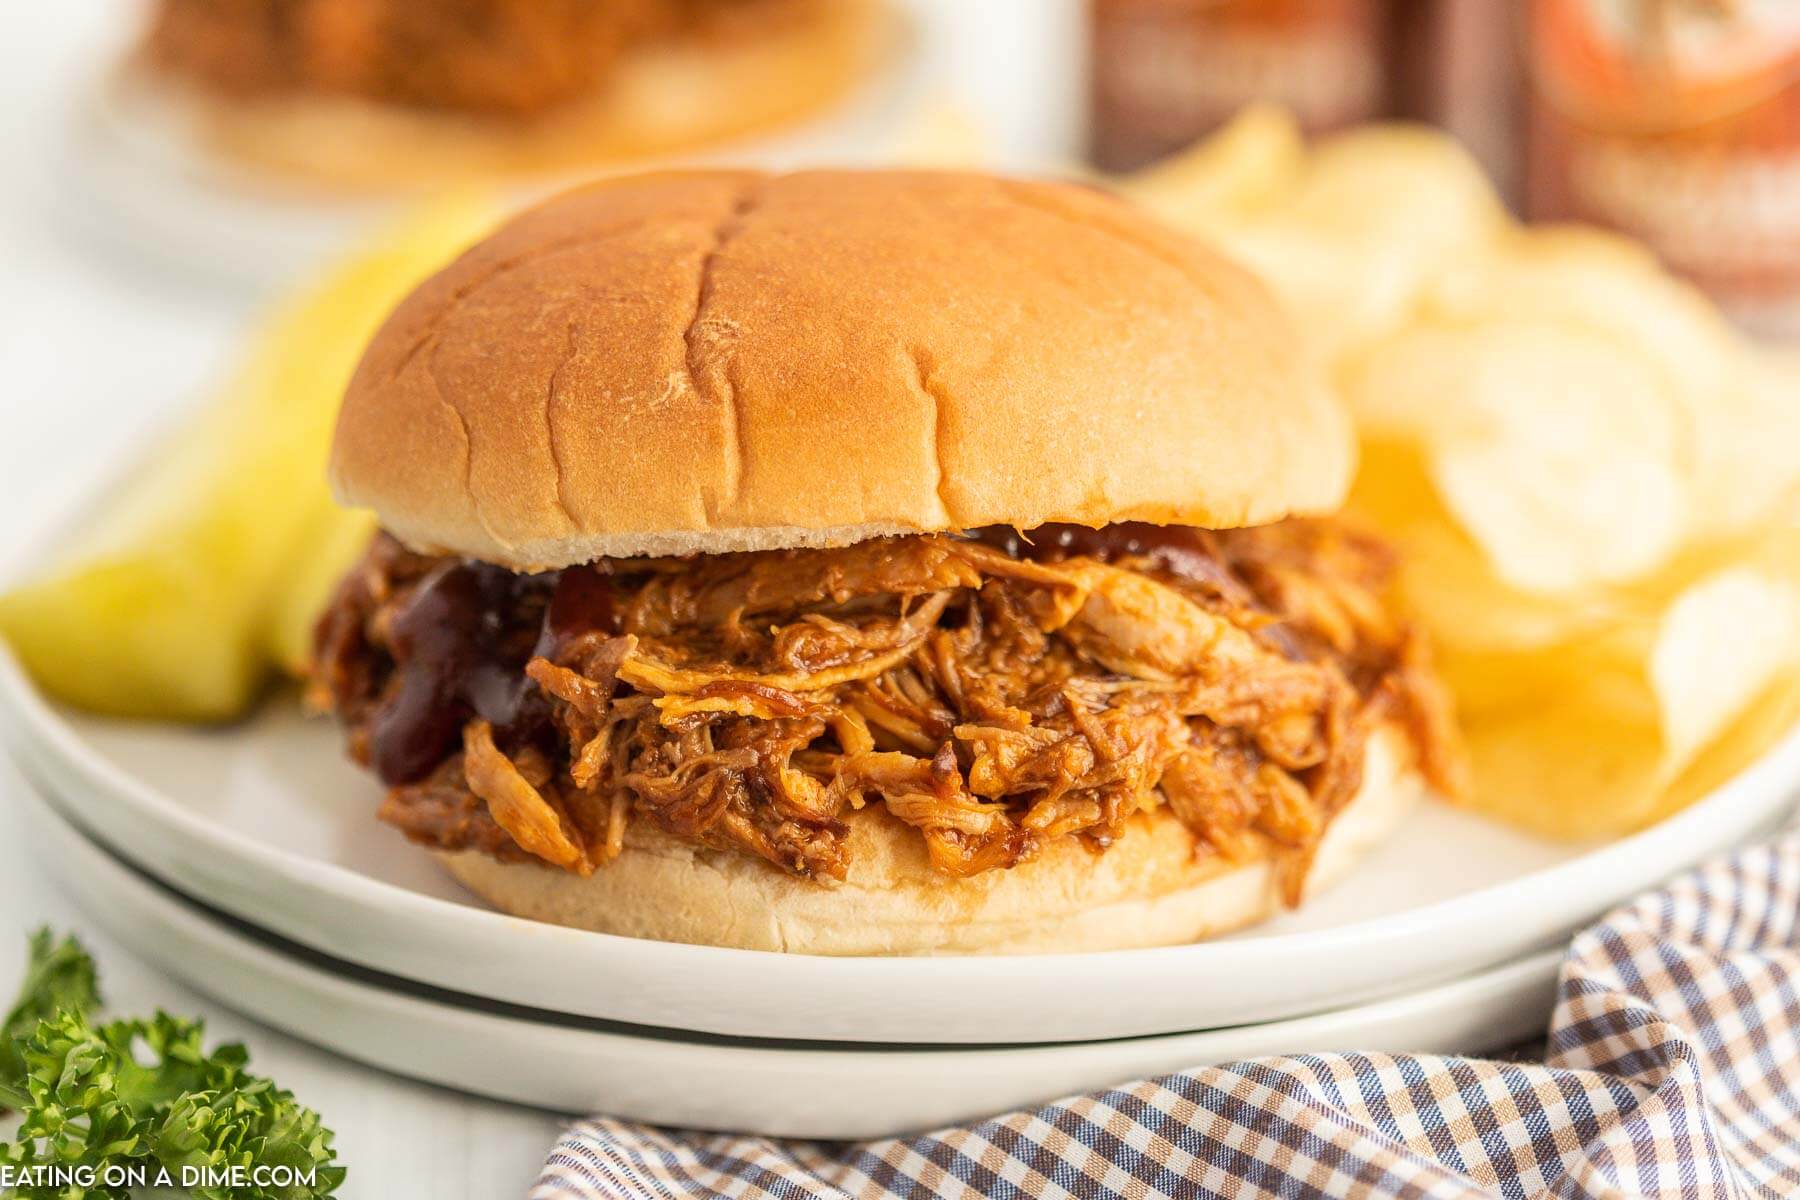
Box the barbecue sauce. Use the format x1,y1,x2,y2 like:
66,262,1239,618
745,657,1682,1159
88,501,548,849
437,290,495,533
368,561,614,785
368,524,1257,785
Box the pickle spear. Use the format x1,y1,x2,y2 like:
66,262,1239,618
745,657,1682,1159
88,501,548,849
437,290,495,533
0,197,493,720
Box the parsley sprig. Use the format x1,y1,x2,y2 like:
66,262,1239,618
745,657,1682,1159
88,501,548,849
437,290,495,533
0,931,98,1099
0,929,343,1198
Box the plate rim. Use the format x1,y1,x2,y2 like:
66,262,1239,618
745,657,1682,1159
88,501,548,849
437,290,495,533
3,639,1795,1043
23,774,1564,1136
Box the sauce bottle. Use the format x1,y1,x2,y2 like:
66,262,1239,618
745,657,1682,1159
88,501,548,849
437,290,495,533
1089,0,1390,172
1527,0,1800,339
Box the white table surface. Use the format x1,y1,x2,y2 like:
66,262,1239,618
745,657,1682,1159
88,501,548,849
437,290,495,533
0,3,1083,1194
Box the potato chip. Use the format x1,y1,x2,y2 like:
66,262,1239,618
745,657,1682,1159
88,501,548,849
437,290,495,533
1221,224,1417,365
1275,124,1511,251
1654,674,1800,823
1231,125,1511,360
1346,320,1691,593
1122,117,1510,365
1694,346,1800,535
1415,226,1791,546
1126,113,1800,841
1421,225,1741,415
1349,442,1626,657
1454,547,1799,840
1117,104,1307,235
1651,561,1799,774
1458,674,1667,842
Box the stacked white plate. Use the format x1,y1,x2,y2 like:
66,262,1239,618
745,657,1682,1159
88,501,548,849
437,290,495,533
4,645,1797,1137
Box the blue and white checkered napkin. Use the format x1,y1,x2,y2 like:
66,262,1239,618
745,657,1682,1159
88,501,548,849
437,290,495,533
532,828,1800,1199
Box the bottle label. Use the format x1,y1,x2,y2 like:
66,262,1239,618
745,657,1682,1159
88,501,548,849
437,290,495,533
1091,0,1386,172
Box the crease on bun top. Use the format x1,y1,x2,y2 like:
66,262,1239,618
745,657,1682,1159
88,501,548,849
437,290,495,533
329,168,1354,571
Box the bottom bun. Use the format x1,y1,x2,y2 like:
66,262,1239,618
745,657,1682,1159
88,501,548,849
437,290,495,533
440,725,1423,955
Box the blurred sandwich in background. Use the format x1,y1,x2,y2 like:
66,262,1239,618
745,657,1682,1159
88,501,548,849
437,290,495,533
130,0,896,188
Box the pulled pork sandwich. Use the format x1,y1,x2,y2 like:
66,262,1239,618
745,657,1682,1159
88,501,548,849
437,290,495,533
128,0,889,188
310,169,1465,954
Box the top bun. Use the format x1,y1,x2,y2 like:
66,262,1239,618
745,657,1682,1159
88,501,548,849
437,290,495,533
330,169,1352,569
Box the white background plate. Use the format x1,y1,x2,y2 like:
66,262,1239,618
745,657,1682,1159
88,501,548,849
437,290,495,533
23,778,1561,1138
5,644,1795,1045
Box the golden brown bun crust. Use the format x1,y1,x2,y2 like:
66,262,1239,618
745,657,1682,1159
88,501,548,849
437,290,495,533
439,726,1418,954
331,169,1353,570
125,0,891,192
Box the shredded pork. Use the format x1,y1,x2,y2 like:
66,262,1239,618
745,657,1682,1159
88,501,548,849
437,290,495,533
310,522,1465,895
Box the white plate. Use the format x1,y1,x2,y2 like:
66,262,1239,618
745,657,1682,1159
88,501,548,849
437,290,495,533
5,644,1795,1045
23,779,1560,1138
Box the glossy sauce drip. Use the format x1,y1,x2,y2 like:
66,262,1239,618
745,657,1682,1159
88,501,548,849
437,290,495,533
535,562,616,660
367,525,1259,785
369,561,614,785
